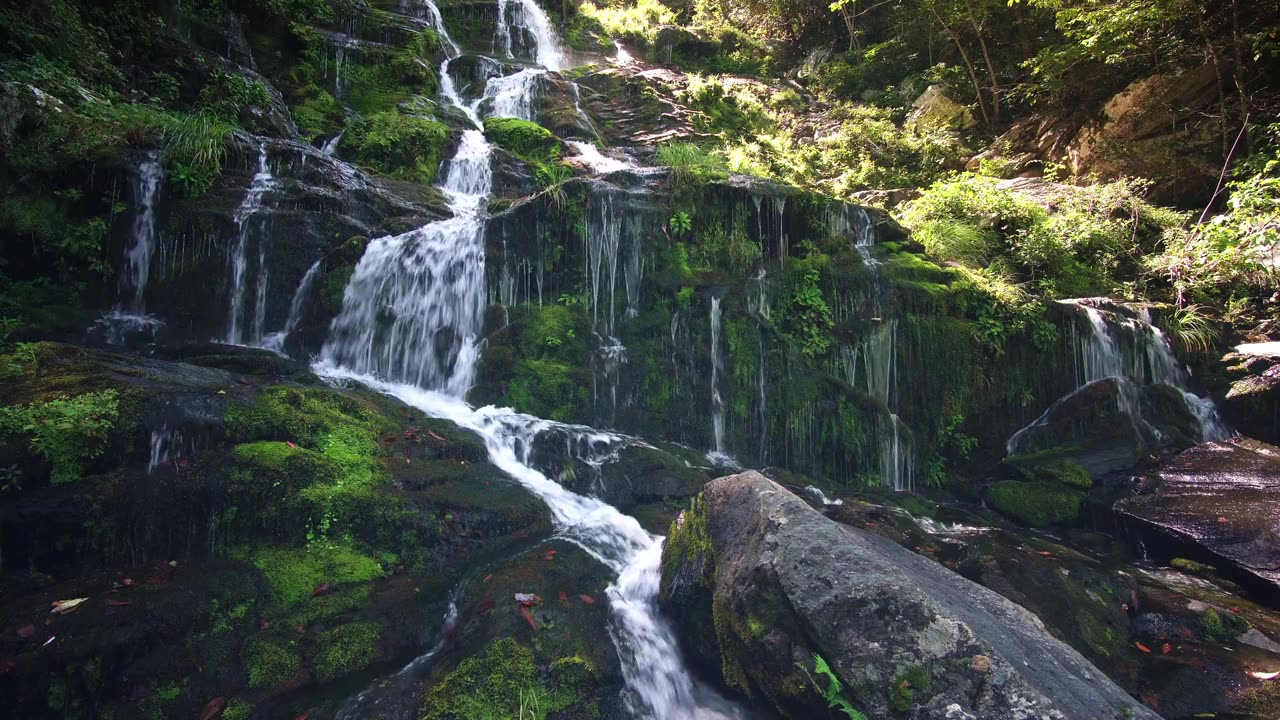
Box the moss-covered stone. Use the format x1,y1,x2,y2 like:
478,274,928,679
483,117,561,164
242,636,301,689
889,665,930,712
249,544,386,606
222,698,254,720
1202,608,1251,642
340,111,452,184
420,638,539,720
987,480,1084,527
313,622,382,682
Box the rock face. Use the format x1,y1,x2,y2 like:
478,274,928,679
1117,438,1280,601
660,471,1159,720
1222,342,1280,445
910,84,977,130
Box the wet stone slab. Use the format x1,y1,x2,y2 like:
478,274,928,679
1118,438,1280,600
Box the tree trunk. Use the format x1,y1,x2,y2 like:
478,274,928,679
928,3,991,129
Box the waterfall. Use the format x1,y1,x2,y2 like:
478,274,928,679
261,259,322,354
483,67,546,121
585,190,622,336
321,131,344,156
225,142,275,345
318,5,737,717
1062,300,1230,443
835,320,913,491
708,295,733,465
568,140,634,175
496,0,566,71
121,151,163,311
827,201,877,265
147,426,182,474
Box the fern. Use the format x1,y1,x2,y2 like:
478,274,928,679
811,653,868,720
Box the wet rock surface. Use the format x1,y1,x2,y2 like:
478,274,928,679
1222,343,1280,445
661,470,1160,720
1117,438,1280,602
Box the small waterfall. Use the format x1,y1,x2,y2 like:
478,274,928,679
835,320,913,491
321,131,345,156
568,140,634,175
121,151,164,311
585,190,623,336
707,296,732,465
593,335,628,424
483,67,546,120
827,201,877,265
261,259,322,354
1062,300,1229,443
496,0,566,71
225,142,276,345
147,426,182,474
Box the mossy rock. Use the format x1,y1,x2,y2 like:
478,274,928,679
313,621,382,682
341,111,452,184
243,636,302,689
248,544,386,606
1002,454,1093,490
987,480,1084,527
421,637,539,720
224,385,390,447
483,117,561,164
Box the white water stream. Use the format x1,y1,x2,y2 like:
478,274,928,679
225,142,276,345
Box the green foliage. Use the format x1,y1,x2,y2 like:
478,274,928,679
341,112,451,184
901,174,1182,299
670,211,693,236
1202,608,1251,643
314,622,381,682
242,636,301,689
987,480,1084,527
222,698,254,720
1164,304,1218,352
225,385,387,447
780,252,834,358
889,666,930,713
249,544,385,606
810,653,867,720
679,74,772,135
656,142,728,186
198,70,272,122
484,117,560,163
578,0,675,44
0,389,118,484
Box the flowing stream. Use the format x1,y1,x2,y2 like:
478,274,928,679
318,3,740,717
225,142,276,345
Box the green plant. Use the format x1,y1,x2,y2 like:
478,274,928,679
0,389,119,484
807,653,867,720
1165,304,1218,353
670,211,693,236
1202,608,1251,643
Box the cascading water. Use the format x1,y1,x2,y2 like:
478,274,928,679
261,259,322,354
225,142,275,345
707,295,734,466
121,151,164,311
318,3,740,717
834,320,914,491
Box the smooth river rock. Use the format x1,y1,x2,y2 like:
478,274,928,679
660,470,1160,720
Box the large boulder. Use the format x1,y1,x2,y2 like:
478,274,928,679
1116,438,1280,602
659,471,1159,720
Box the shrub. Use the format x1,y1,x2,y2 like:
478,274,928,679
0,389,118,484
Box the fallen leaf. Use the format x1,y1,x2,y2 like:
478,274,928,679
121,578,135,587
216,390,226,395
199,697,226,720
106,600,133,608
293,713,311,720
1161,643,1172,654
257,620,270,631
296,625,306,635
287,441,298,449
482,574,492,583
1249,670,1280,680
50,598,87,615
559,592,568,604
1037,550,1055,556
16,625,34,639
1230,607,1243,614
520,607,538,631
428,431,446,443
544,550,557,561
1218,516,1228,523
1136,642,1152,653
579,594,596,605
312,582,332,597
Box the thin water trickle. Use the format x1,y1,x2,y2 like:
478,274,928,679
225,142,276,345
122,151,164,311
261,259,322,354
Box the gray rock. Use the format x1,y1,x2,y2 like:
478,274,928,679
661,471,1160,719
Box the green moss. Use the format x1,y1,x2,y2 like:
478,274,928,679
225,386,387,447
1241,678,1280,716
483,117,560,163
287,585,373,627
314,622,382,682
250,544,385,606
341,112,451,184
987,480,1084,527
232,441,340,486
1006,456,1093,490
889,665,930,712
243,637,301,689
222,698,253,720
1202,608,1251,642
1170,557,1215,575
420,638,538,720
661,494,715,594
291,85,344,142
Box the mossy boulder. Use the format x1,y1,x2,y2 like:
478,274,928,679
986,480,1085,527
483,116,562,164
341,111,452,184
313,621,382,682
